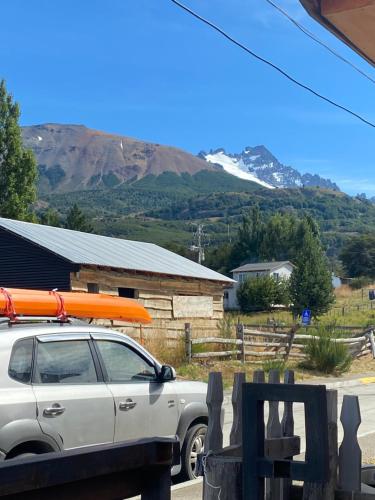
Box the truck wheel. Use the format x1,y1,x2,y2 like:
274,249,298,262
179,423,207,481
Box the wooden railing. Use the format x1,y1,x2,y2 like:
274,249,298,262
200,370,375,499
185,323,375,363
0,437,178,499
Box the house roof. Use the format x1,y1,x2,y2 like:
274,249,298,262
231,261,294,273
0,217,233,283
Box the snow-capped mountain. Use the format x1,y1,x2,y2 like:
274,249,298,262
199,146,340,191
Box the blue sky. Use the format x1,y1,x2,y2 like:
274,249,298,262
1,0,375,195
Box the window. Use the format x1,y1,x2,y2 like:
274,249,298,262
273,272,280,280
9,338,34,384
96,341,156,382
35,341,98,384
87,283,99,294
118,287,136,298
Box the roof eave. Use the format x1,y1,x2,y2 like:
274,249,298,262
80,263,234,284
299,0,375,66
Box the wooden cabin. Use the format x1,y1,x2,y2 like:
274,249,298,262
0,217,233,342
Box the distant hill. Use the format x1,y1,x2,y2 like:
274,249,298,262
42,171,375,258
22,124,218,193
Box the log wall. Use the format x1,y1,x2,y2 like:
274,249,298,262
70,266,225,343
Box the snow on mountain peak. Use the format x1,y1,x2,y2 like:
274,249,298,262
201,146,339,191
205,151,274,189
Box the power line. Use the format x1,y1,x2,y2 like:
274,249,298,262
169,0,375,129
264,0,375,85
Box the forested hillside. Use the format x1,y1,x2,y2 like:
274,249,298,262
40,170,375,261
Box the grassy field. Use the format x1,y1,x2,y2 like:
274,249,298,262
146,285,375,387
231,285,375,328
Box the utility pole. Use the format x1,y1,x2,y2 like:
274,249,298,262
190,224,209,264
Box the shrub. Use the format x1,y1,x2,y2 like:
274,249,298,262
237,276,289,313
262,358,286,374
349,276,372,290
217,314,236,339
274,278,291,306
303,324,352,374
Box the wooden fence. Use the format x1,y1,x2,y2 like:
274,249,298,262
0,437,178,500
185,323,375,363
200,370,375,499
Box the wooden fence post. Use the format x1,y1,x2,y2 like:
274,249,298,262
266,370,282,500
368,330,375,359
185,322,191,363
281,370,295,500
236,323,245,363
253,370,265,383
303,389,338,500
284,326,297,362
203,372,224,500
338,395,362,493
204,372,223,453
230,372,246,446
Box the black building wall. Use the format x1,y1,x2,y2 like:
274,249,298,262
0,228,79,291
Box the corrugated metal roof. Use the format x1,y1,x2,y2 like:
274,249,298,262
0,218,233,283
232,261,294,273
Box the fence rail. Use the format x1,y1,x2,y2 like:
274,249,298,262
0,437,178,500
185,323,375,363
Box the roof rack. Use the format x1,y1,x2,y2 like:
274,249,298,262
0,316,89,328
0,287,69,325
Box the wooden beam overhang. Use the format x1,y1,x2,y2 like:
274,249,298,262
300,0,375,66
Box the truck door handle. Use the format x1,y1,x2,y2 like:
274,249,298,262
43,404,66,417
119,399,137,411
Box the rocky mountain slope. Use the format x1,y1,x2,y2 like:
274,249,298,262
199,146,339,191
22,124,217,193
23,124,340,194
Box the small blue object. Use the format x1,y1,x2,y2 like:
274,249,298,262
302,308,311,325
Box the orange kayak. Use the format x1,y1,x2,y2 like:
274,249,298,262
0,287,151,324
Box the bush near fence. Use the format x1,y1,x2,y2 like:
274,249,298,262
184,323,375,365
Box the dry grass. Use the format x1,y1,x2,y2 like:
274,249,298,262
176,360,333,389
349,356,375,374
144,336,185,367
334,284,353,299
176,355,375,388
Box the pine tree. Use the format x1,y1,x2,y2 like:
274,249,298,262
0,80,37,220
231,206,264,267
40,208,61,227
65,204,93,232
290,220,334,318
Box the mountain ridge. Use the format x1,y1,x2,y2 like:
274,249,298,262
199,146,339,191
22,123,340,194
22,123,217,193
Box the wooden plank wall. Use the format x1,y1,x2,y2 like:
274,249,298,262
70,266,224,344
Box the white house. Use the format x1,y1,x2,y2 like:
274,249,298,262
224,261,295,310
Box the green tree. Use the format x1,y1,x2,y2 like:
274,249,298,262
0,80,37,220
65,204,93,232
237,275,288,313
39,208,61,227
340,234,375,278
204,243,234,275
290,220,334,318
230,206,264,267
259,213,299,261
